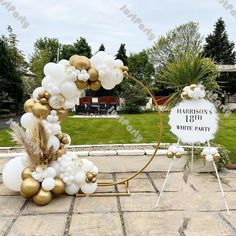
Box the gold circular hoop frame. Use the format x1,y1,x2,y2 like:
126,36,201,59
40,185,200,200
98,75,163,187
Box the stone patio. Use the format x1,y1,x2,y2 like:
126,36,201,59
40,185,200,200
0,157,236,235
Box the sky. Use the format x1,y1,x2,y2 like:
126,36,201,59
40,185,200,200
0,0,236,61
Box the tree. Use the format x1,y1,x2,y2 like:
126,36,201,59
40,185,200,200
148,22,202,68
61,37,92,59
115,43,128,66
203,18,236,64
0,38,23,110
119,51,154,113
203,18,236,95
98,44,105,51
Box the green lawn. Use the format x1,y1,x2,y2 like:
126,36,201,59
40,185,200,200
0,113,235,163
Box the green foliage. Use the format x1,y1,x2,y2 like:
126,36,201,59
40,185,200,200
148,22,202,67
61,37,92,59
115,43,128,66
203,18,236,95
158,52,220,108
98,44,105,51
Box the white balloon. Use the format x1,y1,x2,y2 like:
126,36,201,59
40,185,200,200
59,59,69,66
169,145,178,154
21,113,37,129
44,62,55,76
50,123,61,135
60,82,77,98
75,172,86,184
2,156,27,191
47,136,60,151
81,183,97,194
48,95,65,109
32,87,44,101
42,177,55,191
203,148,212,156
82,159,94,172
49,161,60,176
65,183,80,195
101,78,116,90
205,154,213,162
114,59,124,67
91,166,98,174
44,63,66,81
46,167,56,178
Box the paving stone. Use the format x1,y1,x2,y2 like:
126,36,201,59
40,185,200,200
117,150,145,156
115,172,147,179
0,158,10,174
0,176,19,196
89,150,117,156
0,216,14,235
22,195,73,215
117,178,155,192
124,211,183,236
69,213,123,236
8,214,67,236
94,179,116,193
74,195,118,213
185,212,235,236
76,151,89,157
97,173,113,179
0,196,26,216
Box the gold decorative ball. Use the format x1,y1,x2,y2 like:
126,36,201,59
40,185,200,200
38,91,45,98
86,172,93,180
181,92,189,99
91,172,97,177
21,178,40,198
24,99,35,113
33,188,52,206
56,148,66,159
91,178,97,183
57,109,68,121
69,55,90,70
40,98,48,105
200,152,205,158
166,151,174,159
21,167,32,180
120,66,129,72
213,153,221,161
60,143,65,149
88,68,99,81
44,92,50,99
123,71,129,78
52,178,65,195
175,152,182,159
61,137,69,144
75,80,88,90
190,84,197,90
32,103,50,118
21,191,32,199
57,133,64,141
89,80,101,91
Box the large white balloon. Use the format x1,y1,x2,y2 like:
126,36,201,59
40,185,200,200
101,78,116,90
114,59,124,67
2,156,27,191
44,63,66,81
58,59,69,66
75,172,86,184
47,136,60,151
60,82,77,98
21,112,37,129
65,183,80,195
42,177,55,191
81,183,97,194
49,161,60,177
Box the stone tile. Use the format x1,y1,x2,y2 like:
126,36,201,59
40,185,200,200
0,216,14,235
0,158,10,174
117,179,155,192
0,196,25,216
117,150,145,156
69,213,123,236
95,178,116,193
8,214,67,236
74,195,118,213
222,212,236,232
97,173,113,179
115,172,147,179
89,150,117,156
124,211,183,236
185,212,235,236
148,172,173,179
22,195,72,215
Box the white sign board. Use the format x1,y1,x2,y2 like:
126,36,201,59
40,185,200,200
169,99,218,144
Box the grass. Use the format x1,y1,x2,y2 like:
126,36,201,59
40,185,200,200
0,112,235,163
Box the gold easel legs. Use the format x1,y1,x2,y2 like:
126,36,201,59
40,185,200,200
76,181,130,197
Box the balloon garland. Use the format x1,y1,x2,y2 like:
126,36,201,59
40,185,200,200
2,51,128,206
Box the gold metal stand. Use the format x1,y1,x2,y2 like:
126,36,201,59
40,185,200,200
77,75,163,197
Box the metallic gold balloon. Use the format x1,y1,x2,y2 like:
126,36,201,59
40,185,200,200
21,167,32,180
69,55,90,70
89,80,101,91
181,92,189,99
60,143,65,149
175,152,182,159
56,148,66,159
86,172,93,180
33,188,52,206
75,80,88,90
32,103,50,118
52,178,65,195
123,71,129,78
44,92,50,99
21,178,40,198
24,99,35,113
21,191,31,199
61,137,69,144
120,66,129,72
166,151,174,159
38,91,45,98
91,178,97,183
213,153,221,161
57,109,68,121
88,68,99,81
190,84,197,90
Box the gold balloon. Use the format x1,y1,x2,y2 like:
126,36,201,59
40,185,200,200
166,151,174,159
69,55,90,70
33,188,52,206
21,178,40,198
24,99,35,113
21,191,31,199
52,178,65,195
21,167,32,180
61,136,69,144
32,103,50,118
89,80,101,91
44,92,50,99
38,91,45,98
175,152,182,159
120,66,129,72
123,71,129,78
91,178,97,183
56,148,66,159
213,153,221,161
40,98,48,105
88,68,99,81
86,172,93,180
56,133,64,141
75,80,88,90
57,109,68,121
190,84,197,90
181,92,189,99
